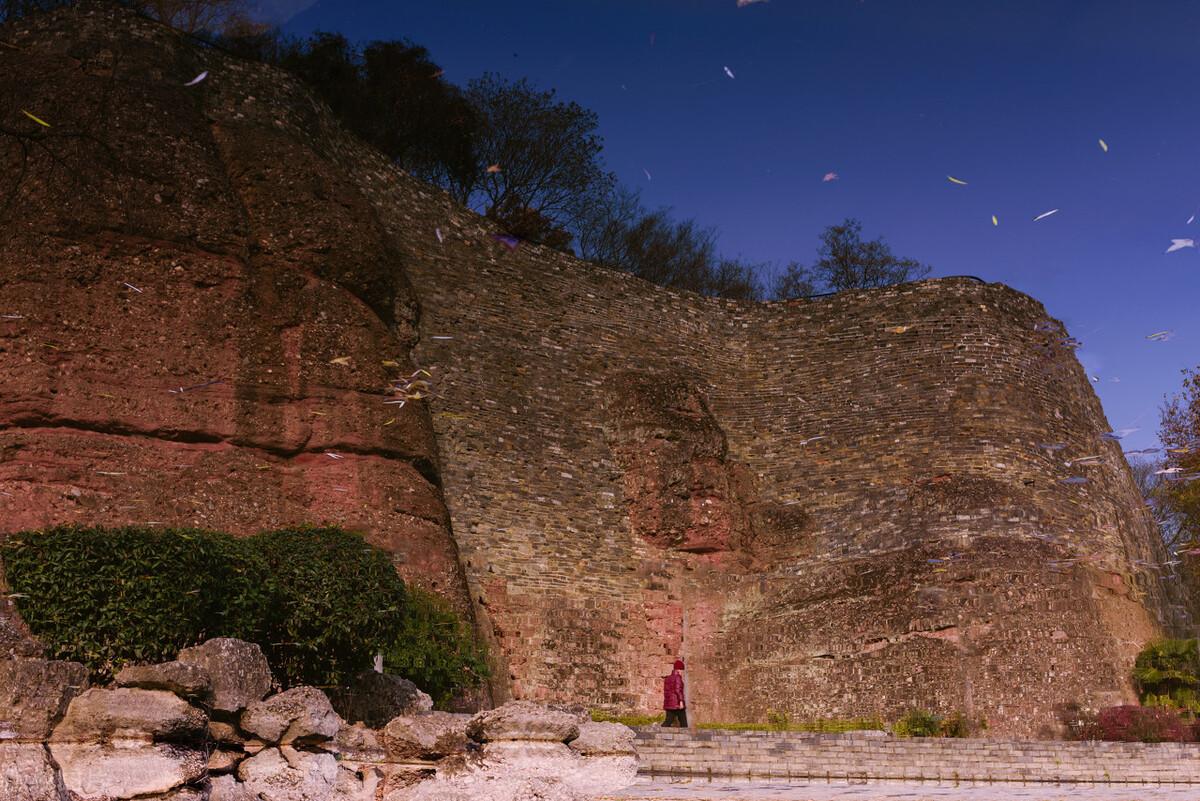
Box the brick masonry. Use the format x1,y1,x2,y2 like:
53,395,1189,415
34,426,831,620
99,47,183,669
634,729,1200,784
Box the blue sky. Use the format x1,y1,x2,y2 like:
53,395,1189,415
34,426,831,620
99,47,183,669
269,0,1200,451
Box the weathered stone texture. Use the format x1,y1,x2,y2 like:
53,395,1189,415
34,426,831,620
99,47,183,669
176,638,272,714
0,2,1185,740
0,657,87,740
0,0,472,631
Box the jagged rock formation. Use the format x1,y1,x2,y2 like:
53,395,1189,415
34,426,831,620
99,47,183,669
0,638,635,801
0,2,1188,739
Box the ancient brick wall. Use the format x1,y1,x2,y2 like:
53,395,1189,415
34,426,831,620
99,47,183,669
635,728,1200,783
0,3,1187,737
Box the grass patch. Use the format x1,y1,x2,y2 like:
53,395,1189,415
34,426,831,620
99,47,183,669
590,710,665,726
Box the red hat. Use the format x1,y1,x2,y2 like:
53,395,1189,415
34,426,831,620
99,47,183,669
673,659,685,670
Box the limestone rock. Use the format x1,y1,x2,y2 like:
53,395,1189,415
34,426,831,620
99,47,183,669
116,661,211,699
0,657,88,740
326,671,432,728
208,747,243,774
242,686,340,746
50,688,207,743
209,720,246,746
333,764,381,801
0,743,69,801
50,742,207,801
335,721,386,763
210,774,256,801
567,721,637,756
238,746,338,801
467,700,584,743
177,639,273,714
382,711,470,760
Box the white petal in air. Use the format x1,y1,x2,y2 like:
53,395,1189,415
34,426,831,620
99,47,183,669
723,66,735,79
184,71,208,87
1166,239,1195,253
822,172,838,182
643,168,652,181
737,0,768,6
1098,138,1108,152
947,175,968,185
1033,209,1059,221
991,215,998,226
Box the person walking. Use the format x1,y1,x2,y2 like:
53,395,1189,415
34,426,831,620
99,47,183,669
662,659,687,727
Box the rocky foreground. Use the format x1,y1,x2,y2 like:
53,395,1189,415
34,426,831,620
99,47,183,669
0,637,637,801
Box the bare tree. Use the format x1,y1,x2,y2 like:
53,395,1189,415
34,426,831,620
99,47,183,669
458,73,615,247
1159,367,1200,548
1130,458,1188,553
137,0,248,33
807,218,930,293
770,261,817,300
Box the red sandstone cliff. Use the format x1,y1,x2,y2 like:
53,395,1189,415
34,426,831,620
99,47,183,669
0,6,470,632
0,3,1187,738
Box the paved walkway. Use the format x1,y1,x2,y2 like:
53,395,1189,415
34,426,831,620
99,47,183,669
604,777,1200,801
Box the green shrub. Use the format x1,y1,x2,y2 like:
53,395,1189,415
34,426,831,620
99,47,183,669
1134,639,1200,713
894,708,944,737
383,586,488,708
2,525,269,680
253,526,407,688
2,524,489,703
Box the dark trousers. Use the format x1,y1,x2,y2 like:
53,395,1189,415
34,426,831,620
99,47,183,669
663,708,688,727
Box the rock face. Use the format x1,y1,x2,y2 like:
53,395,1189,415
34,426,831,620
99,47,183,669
326,671,433,728
0,658,88,740
242,686,340,745
0,0,476,650
382,711,470,760
0,0,1183,739
115,660,212,699
0,636,634,800
467,700,583,743
51,687,207,742
177,639,273,714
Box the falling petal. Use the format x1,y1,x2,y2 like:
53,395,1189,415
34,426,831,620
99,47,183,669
21,109,50,127
885,325,910,334
723,66,736,79
329,356,351,366
1033,209,1059,221
184,71,208,87
1147,330,1174,341
643,168,652,181
1166,238,1195,253
1187,214,1196,225
822,172,838,182
486,164,501,174
947,175,968,185
737,0,768,5
991,215,998,226
1098,139,1108,152
435,227,444,243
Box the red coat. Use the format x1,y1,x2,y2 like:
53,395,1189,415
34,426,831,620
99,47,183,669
663,670,685,710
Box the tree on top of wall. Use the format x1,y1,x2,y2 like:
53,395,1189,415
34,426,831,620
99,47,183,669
772,218,932,298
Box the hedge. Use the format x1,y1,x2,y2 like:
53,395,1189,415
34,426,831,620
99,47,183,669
1,524,485,701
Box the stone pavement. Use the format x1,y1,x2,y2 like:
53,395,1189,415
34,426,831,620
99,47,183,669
604,777,1200,800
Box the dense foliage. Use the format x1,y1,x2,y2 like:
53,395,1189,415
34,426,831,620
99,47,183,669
1160,367,1200,547
2,524,484,699
383,586,488,708
2,525,267,679
253,526,408,688
1133,639,1200,713
1079,705,1194,743
892,708,977,738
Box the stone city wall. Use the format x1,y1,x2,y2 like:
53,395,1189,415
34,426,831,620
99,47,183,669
1,2,1190,740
